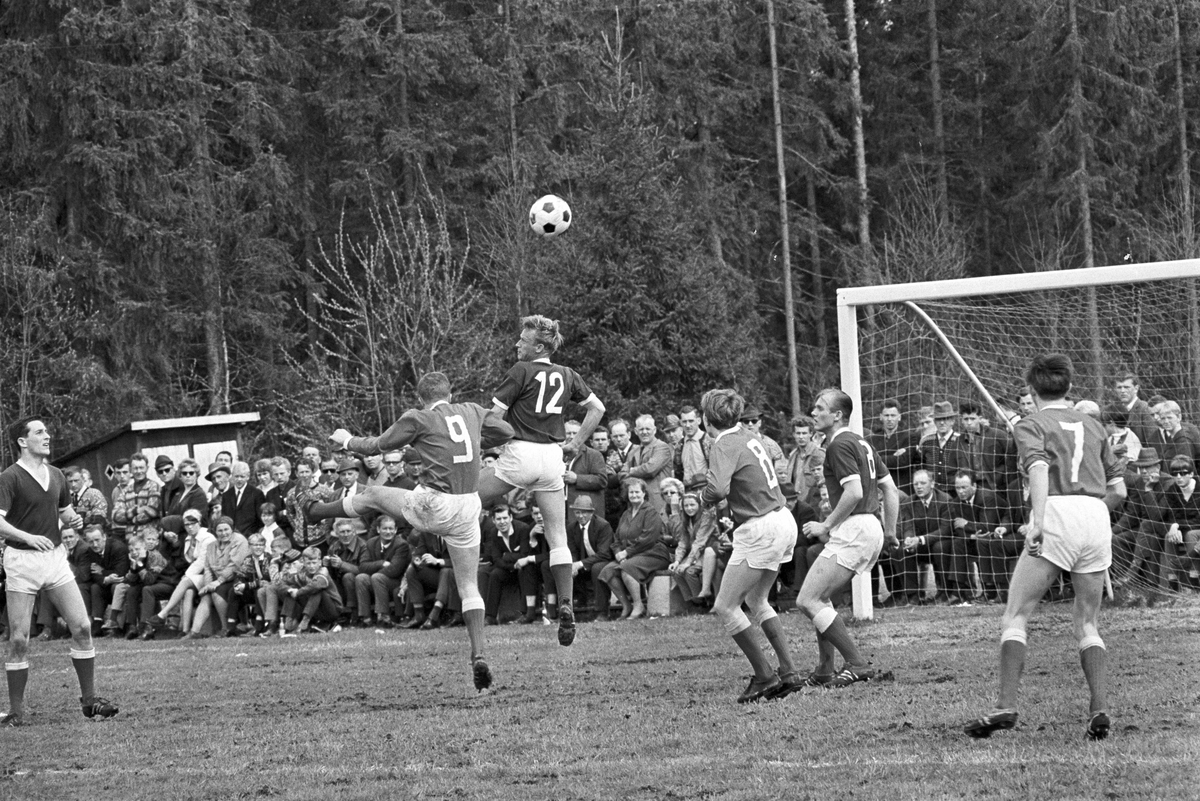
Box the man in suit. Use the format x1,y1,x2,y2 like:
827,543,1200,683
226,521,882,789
1115,373,1159,447
478,504,536,624
896,469,954,604
620,415,673,512
919,401,968,491
331,457,369,534
950,468,1012,602
564,496,614,618
85,524,129,636
563,419,609,523
220,461,266,536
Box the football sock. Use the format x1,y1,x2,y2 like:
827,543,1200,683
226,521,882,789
550,563,573,609
306,499,345,522
760,616,795,676
731,629,773,680
70,649,96,703
462,608,486,661
815,631,838,676
997,636,1027,711
818,613,866,668
1079,639,1107,715
5,662,29,716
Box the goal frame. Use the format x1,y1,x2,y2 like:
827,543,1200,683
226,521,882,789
836,257,1200,619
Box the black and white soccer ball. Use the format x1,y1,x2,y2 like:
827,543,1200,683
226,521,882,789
529,194,572,238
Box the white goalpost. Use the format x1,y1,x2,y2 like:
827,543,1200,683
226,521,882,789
838,258,1200,620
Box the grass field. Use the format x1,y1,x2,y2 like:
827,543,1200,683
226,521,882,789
0,599,1197,801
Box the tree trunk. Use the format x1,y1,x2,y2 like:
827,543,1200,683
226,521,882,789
807,169,828,358
394,0,414,206
697,113,725,266
767,0,800,416
1173,2,1200,399
505,0,519,186
845,0,870,255
927,0,949,228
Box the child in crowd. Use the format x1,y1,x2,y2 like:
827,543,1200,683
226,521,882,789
281,546,343,635
259,536,301,637
231,533,273,636
259,503,281,550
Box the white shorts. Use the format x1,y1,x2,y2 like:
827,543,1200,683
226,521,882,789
728,508,797,571
493,440,564,493
3,544,77,596
397,485,482,550
820,514,884,575
1040,495,1112,574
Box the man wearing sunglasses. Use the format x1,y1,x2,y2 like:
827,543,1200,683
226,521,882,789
1163,455,1200,592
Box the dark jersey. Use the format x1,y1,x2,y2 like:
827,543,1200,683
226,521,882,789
347,402,514,495
492,359,597,444
1013,404,1121,499
0,462,71,550
823,428,890,517
700,426,786,526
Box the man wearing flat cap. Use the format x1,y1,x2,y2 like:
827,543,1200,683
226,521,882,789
332,457,370,534
918,401,968,492
564,495,614,618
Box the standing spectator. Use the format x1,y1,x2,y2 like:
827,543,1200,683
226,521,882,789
380,451,410,490
785,416,825,507
220,461,266,536
332,457,369,534
285,459,334,554
740,407,788,478
916,406,937,441
1114,373,1159,446
112,453,161,540
959,403,1008,493
1147,401,1200,480
598,477,670,619
869,400,919,494
253,459,275,495
602,420,634,529
301,446,322,466
621,415,673,512
205,462,231,519
563,419,609,523
919,401,968,490
107,458,132,539
265,457,293,540
161,458,208,530
662,414,684,480
951,469,1013,602
354,514,411,627
360,453,386,486
65,466,108,527
679,406,709,492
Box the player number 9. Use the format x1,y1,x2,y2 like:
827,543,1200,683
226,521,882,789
446,415,473,464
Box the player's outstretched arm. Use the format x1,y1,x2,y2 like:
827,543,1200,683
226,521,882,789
342,415,420,456
564,399,606,457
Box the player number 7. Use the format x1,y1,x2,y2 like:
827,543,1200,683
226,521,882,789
1058,420,1085,484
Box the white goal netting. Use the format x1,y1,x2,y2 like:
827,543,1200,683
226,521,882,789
850,268,1200,601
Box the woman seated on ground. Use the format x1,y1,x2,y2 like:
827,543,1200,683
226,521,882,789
659,478,686,552
598,477,671,619
668,492,720,607
184,516,250,639
151,509,214,633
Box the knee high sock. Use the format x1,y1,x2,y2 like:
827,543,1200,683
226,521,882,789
463,609,485,661
71,649,97,703
1079,637,1106,715
813,608,865,668
997,629,1027,711
731,629,773,679
815,630,838,676
760,616,795,677
5,662,28,716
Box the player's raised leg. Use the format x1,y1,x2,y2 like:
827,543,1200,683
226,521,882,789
44,578,117,719
476,469,517,510
306,484,408,524
1070,569,1110,740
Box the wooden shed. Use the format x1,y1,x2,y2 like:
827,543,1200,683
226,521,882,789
53,412,261,498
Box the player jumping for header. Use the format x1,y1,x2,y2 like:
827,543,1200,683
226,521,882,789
306,372,514,692
477,315,605,647
0,417,119,726
966,354,1126,740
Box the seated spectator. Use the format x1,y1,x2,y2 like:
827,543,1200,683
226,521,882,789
353,514,412,627
281,546,344,634
565,496,614,617
326,519,368,624
135,524,186,640
229,532,273,636
34,527,92,640
659,477,685,551
1163,455,1200,591
65,467,108,527
597,477,670,620
258,535,302,637
258,503,282,550
150,509,215,634
404,530,462,629
668,492,720,606
525,503,554,619
951,469,1015,602
478,504,538,625
116,532,168,639
1112,447,1167,587
944,469,1008,602
86,524,129,636
1104,405,1142,467
184,516,250,638
895,469,953,604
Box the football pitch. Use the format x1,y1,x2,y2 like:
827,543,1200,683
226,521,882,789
1,601,1196,800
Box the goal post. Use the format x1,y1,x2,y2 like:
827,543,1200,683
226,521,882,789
838,258,1200,619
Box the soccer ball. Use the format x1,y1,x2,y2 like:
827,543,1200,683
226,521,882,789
529,194,572,238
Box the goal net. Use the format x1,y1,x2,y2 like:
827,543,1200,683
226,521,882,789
839,260,1200,615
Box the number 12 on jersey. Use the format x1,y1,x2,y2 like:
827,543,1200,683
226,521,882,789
533,371,565,414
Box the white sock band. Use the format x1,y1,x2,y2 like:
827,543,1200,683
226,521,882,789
341,498,359,518
69,648,96,660
812,606,837,633
719,607,751,636
1079,635,1105,652
548,547,572,567
749,604,777,627
1000,628,1027,646
5,662,29,671
460,596,485,613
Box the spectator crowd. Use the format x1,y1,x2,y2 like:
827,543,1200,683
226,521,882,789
6,371,1198,642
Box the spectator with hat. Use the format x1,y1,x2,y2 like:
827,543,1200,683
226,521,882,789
663,414,684,480
332,457,369,534
564,495,614,617
918,401,968,491
1112,447,1166,586
206,461,232,518
740,406,787,478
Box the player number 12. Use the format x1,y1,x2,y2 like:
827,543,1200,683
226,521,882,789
533,371,565,414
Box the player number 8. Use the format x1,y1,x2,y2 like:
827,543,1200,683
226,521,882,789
746,440,780,489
